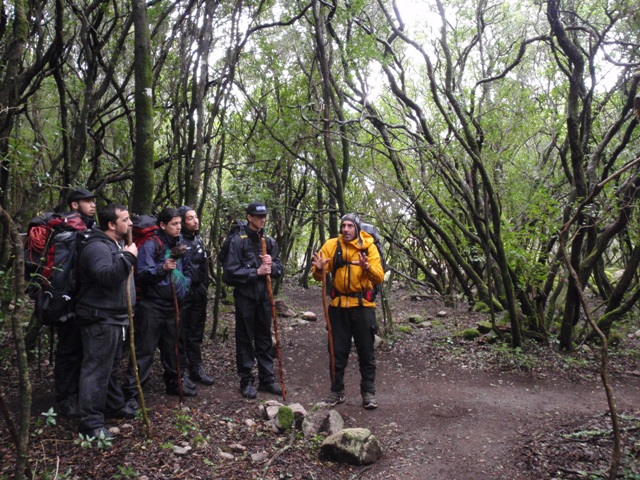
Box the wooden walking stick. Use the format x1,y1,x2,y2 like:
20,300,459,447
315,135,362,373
320,253,336,385
261,236,286,401
126,229,150,436
169,245,187,402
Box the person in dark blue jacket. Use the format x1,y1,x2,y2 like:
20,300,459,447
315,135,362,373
177,206,214,385
75,204,138,439
123,207,193,401
221,202,284,399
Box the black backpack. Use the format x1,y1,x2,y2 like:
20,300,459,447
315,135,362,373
218,220,248,286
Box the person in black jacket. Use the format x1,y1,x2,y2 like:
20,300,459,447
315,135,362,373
55,187,96,418
122,207,193,401
222,202,283,399
177,206,214,385
74,204,138,439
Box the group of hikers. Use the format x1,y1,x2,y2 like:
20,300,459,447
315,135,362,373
33,189,384,440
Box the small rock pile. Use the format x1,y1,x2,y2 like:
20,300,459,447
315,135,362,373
260,400,382,465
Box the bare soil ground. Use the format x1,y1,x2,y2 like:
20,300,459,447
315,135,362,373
1,280,640,479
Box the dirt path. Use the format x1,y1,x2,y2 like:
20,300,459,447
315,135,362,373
279,284,640,479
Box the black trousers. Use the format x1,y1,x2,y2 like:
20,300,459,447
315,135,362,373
328,305,377,394
78,321,126,433
234,294,274,387
54,322,82,402
123,298,182,398
180,287,208,371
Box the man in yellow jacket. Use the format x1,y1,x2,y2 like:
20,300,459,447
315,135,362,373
312,213,385,409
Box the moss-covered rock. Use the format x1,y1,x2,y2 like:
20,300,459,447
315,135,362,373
477,321,492,334
608,330,622,347
275,406,294,431
473,302,490,313
461,328,481,340
397,325,413,334
407,314,426,324
320,428,383,465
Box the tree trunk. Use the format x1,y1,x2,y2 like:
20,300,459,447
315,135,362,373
131,0,155,214
0,207,32,480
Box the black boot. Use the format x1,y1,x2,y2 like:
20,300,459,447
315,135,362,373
240,382,257,399
258,382,283,396
190,366,214,386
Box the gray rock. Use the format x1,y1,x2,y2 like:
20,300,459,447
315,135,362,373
320,428,382,465
288,318,310,328
262,400,283,420
415,321,431,329
302,405,344,438
325,410,345,435
275,299,296,317
251,451,268,463
288,402,308,429
301,311,318,321
172,443,192,455
409,294,430,301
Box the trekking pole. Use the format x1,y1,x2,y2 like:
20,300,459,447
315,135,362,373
169,275,183,402
126,228,150,436
320,254,336,385
169,245,187,402
261,237,286,402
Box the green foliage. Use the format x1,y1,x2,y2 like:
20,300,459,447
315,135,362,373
32,408,57,437
175,411,198,436
473,302,490,314
74,430,113,450
397,325,413,334
112,465,140,479
491,344,535,371
29,467,74,480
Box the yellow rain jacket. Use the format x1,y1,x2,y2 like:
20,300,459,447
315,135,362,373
312,230,384,308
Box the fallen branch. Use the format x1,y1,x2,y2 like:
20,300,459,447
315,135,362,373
262,424,297,474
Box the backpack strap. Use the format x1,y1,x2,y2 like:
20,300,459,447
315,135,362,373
332,240,370,275
150,234,163,260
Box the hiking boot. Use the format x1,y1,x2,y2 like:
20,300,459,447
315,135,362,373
240,383,257,399
125,397,139,411
181,371,196,390
362,392,377,410
166,384,197,397
58,396,80,418
190,366,214,386
106,405,138,419
322,391,346,407
258,383,282,396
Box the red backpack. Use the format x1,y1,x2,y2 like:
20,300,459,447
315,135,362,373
36,212,89,325
131,214,164,300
